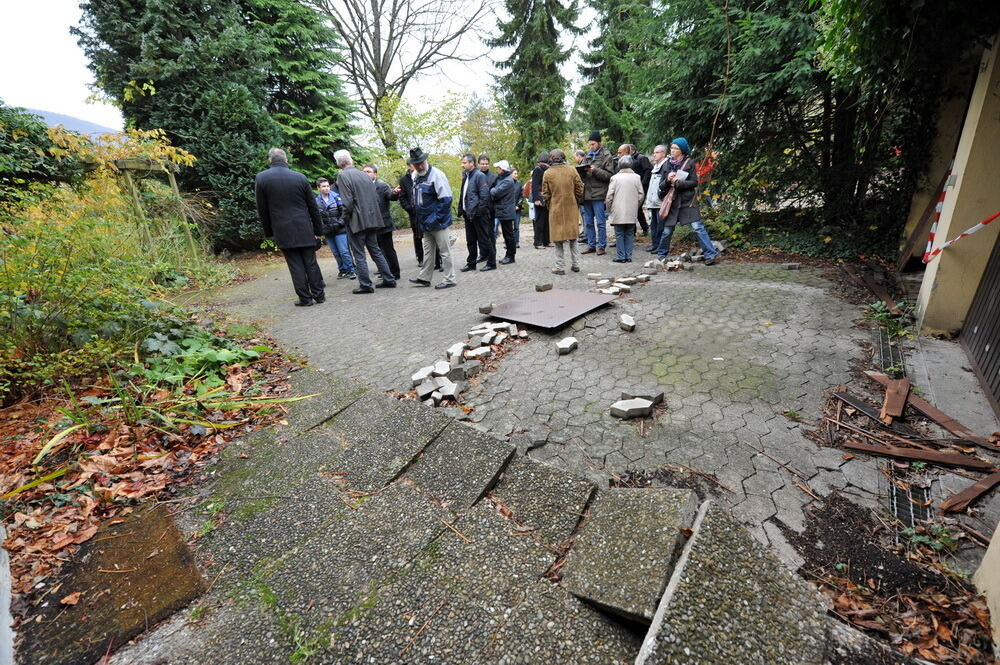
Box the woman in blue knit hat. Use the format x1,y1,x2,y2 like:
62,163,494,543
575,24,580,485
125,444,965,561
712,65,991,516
654,138,720,265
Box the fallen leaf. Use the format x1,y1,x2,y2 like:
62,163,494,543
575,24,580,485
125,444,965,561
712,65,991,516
60,591,82,605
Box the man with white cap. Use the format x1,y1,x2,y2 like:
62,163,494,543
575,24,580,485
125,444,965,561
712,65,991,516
490,159,518,265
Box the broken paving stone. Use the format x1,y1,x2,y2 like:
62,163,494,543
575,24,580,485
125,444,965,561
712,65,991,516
416,380,437,400
617,277,638,285
586,273,602,280
465,347,492,361
636,274,651,282
446,365,467,382
679,252,690,261
478,303,494,314
596,279,611,287
517,329,528,339
507,323,518,335
621,389,664,405
665,261,683,271
556,337,579,355
446,342,468,359
599,287,621,295
439,380,463,400
535,283,553,292
610,397,654,419
460,359,482,377
480,331,497,345
643,260,657,269
712,239,726,252
619,314,636,331
411,365,434,387
430,391,443,406
432,360,451,377
784,262,801,270
612,283,631,293
493,332,508,345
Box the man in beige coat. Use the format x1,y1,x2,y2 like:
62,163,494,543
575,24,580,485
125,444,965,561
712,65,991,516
541,149,585,274
605,154,644,262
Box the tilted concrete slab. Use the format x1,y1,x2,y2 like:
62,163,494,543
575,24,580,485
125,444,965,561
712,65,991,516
281,367,367,433
562,489,698,622
637,502,828,665
404,422,515,509
491,455,596,548
491,581,642,665
326,391,451,491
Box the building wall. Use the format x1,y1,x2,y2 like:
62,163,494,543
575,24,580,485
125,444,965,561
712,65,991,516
917,33,1000,335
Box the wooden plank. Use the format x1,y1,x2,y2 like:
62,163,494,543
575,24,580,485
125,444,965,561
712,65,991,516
879,378,910,424
841,264,900,314
939,471,1000,512
841,440,995,470
832,391,922,438
864,371,992,448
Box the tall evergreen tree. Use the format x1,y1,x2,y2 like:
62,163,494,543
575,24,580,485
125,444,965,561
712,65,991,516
74,0,357,249
488,0,580,166
577,0,647,146
248,0,355,179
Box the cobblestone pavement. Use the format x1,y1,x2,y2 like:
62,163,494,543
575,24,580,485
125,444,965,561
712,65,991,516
212,227,884,564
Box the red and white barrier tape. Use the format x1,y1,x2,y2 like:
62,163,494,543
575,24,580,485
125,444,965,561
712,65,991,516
922,210,1000,263
922,169,950,263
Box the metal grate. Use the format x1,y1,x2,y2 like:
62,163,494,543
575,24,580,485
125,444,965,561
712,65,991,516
873,327,907,377
885,466,932,545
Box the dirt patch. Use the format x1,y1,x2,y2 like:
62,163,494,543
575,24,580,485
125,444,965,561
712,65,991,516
610,466,732,501
784,494,941,595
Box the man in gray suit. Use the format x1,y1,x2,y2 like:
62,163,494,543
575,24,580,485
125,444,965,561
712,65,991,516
335,149,397,294
254,147,325,306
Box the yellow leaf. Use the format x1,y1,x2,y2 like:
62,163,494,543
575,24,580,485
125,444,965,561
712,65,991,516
868,225,877,230
823,236,832,243
763,321,773,326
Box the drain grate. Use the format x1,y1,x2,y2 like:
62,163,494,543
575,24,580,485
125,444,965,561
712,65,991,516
885,466,932,544
873,328,907,376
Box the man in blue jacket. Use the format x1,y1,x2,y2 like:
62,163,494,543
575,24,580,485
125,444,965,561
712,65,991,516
458,153,495,272
255,148,325,306
407,147,456,289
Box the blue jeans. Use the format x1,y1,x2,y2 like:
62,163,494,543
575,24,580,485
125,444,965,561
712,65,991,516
647,208,664,253
656,220,719,260
581,200,607,249
326,233,355,273
614,225,636,259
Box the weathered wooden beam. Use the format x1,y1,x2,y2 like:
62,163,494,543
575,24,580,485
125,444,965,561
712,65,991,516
842,440,994,471
879,378,910,424
939,471,1000,512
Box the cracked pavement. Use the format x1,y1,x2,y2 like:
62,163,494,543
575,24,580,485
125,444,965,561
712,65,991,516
211,227,885,567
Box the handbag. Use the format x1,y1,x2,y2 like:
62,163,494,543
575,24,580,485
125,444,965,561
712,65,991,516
657,187,675,221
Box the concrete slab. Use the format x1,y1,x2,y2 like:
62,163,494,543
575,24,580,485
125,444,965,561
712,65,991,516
562,489,698,622
282,367,367,433
404,422,516,509
326,392,451,491
492,581,642,665
637,502,828,665
491,455,596,547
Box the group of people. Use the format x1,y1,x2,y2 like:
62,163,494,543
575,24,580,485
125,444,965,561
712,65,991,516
254,131,720,305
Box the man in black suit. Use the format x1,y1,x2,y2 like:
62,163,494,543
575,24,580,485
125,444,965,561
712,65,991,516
254,147,325,306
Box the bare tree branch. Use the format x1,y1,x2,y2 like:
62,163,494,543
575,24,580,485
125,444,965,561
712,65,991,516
308,0,493,152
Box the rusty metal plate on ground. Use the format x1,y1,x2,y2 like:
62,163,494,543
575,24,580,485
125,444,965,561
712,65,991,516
490,289,618,329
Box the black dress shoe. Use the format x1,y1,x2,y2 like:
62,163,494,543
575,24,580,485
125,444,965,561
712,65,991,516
294,299,313,306
612,258,627,263
480,265,496,272
434,282,457,289
352,286,375,294
409,278,431,287
313,297,326,304
460,264,476,272
375,280,396,288
500,257,515,265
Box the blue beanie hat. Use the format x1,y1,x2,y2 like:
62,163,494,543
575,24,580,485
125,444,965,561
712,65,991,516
671,137,691,155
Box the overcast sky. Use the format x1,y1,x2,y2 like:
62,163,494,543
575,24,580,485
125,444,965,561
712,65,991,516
1,1,588,133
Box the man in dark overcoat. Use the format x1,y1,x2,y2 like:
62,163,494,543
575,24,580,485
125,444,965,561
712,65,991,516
255,147,325,306
335,149,397,294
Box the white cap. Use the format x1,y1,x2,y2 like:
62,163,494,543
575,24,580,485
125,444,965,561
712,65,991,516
493,160,511,172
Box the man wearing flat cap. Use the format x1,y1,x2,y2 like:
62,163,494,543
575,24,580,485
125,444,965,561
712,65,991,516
580,130,615,255
407,147,457,289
